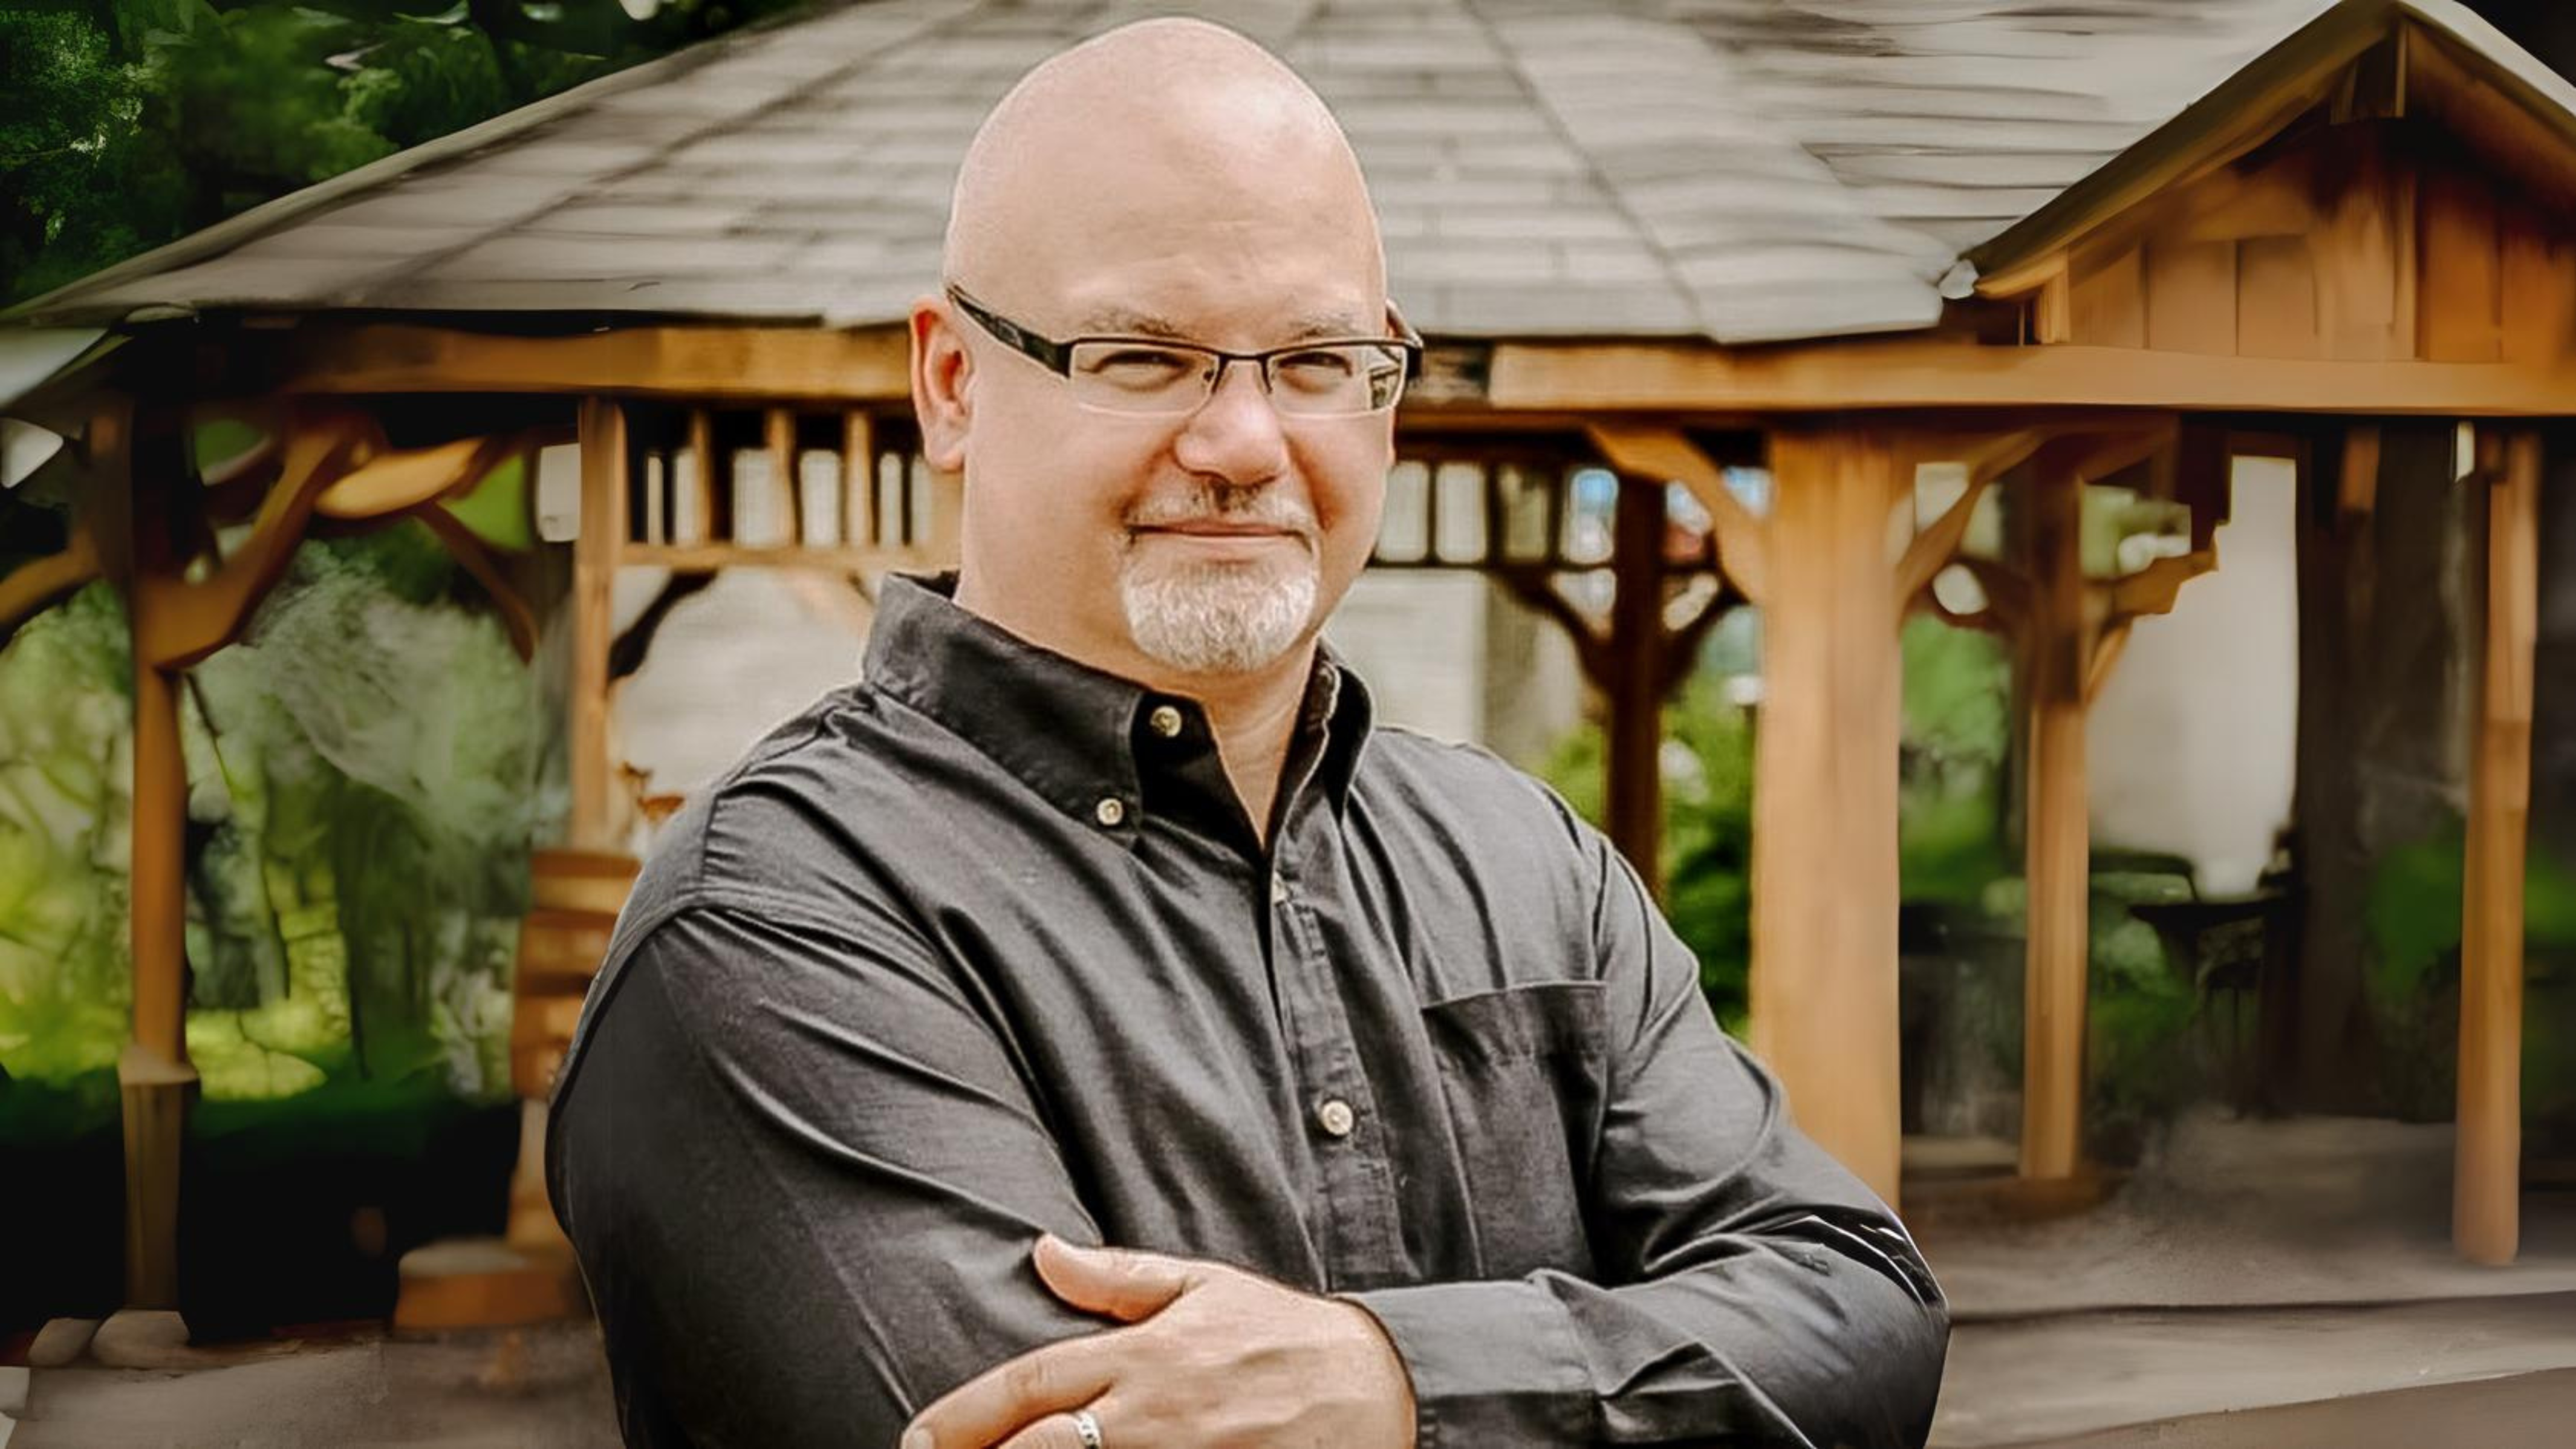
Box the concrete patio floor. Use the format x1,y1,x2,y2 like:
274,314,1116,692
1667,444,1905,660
8,1112,2574,1447
1918,1110,2576,1446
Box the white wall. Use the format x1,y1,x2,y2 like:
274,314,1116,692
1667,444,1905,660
2086,456,2300,895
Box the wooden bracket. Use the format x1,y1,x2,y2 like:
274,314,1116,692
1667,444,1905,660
137,410,371,671
312,432,519,521
0,526,100,637
1582,421,1768,606
414,507,538,662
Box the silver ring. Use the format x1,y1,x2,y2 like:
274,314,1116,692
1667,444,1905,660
1069,1407,1104,1448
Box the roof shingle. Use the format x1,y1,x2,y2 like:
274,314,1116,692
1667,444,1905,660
14,0,2528,345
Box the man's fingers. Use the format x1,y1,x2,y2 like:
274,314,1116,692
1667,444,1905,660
902,1340,1113,1449
990,1405,1112,1449
1031,1234,1197,1322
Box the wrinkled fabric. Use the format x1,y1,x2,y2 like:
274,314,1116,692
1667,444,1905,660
549,573,1947,1449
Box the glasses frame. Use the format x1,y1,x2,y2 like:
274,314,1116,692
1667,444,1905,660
943,284,1426,417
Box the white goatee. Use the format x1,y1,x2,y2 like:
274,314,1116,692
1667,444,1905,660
1119,483,1321,674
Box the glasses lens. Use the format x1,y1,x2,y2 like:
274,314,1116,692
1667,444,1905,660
1067,342,1220,415
1269,343,1411,417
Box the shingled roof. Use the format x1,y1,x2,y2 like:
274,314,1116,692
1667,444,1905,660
11,0,2552,345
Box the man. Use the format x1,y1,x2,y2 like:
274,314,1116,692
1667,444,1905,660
548,17,1948,1449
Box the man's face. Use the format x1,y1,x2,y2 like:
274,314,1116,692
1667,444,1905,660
917,91,1394,685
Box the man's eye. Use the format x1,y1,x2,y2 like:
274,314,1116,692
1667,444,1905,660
1081,348,1202,387
1273,349,1359,391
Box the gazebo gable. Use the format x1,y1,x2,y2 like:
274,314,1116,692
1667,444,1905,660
1966,0,2576,367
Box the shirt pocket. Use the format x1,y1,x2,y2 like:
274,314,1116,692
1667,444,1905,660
1417,978,1609,1279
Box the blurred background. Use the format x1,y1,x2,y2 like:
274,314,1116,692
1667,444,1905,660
5,1,2576,1444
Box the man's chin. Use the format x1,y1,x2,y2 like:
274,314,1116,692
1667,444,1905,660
1119,564,1321,676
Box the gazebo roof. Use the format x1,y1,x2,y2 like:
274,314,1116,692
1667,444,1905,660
7,0,2566,346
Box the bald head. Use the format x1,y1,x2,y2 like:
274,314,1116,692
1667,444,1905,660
943,18,1384,319
912,19,1400,698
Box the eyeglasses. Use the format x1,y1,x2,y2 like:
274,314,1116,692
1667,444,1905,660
945,284,1423,418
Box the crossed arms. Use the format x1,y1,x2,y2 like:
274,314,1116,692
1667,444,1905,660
550,853,1948,1448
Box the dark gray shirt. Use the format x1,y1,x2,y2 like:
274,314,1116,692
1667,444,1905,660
548,573,1947,1449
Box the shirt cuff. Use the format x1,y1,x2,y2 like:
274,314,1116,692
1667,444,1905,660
1337,1278,1592,1449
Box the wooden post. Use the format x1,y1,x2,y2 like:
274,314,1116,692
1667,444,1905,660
766,407,802,547
1751,428,1905,1203
2020,472,2091,1182
2457,427,2538,1265
105,400,196,1311
124,634,195,1311
685,407,717,545
571,400,626,852
842,412,876,547
1605,474,1668,893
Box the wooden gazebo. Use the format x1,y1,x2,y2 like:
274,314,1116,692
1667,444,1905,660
5,0,2570,1317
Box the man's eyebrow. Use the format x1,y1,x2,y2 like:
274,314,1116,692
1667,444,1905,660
1071,308,1374,342
1073,306,1192,338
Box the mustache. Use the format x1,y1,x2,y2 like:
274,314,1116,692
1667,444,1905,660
1124,483,1316,535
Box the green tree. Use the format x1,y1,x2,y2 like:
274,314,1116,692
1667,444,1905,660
1,1,812,306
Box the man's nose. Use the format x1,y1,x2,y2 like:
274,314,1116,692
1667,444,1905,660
1171,357,1290,485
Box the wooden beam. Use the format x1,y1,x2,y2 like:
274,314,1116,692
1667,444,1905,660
570,399,626,852
282,323,913,402
1583,421,1768,605
1490,338,2576,416
617,542,922,575
1751,426,1905,1202
2457,426,2539,1265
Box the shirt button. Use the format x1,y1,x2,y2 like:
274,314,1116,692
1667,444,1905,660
1316,1098,1356,1138
1148,704,1185,738
1094,797,1127,827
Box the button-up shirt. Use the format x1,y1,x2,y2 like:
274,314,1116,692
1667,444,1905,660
548,573,1947,1448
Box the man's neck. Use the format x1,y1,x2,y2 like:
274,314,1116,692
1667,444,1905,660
1167,645,1317,848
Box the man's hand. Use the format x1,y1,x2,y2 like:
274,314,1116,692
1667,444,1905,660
899,1234,1418,1449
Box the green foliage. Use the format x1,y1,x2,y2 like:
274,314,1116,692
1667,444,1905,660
0,583,136,1088
1538,614,2018,1035
1898,616,2012,904
0,525,556,1128
2,1,817,307
2361,819,2576,1121
442,451,533,550
1537,677,1753,1030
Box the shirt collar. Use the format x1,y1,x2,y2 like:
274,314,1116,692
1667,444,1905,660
861,573,1373,842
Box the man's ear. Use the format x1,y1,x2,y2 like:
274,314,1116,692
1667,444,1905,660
910,299,972,474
